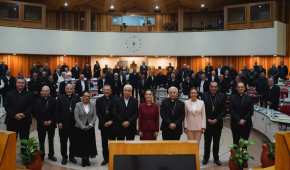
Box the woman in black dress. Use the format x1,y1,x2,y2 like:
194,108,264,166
74,91,97,167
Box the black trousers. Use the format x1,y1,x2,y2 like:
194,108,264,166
59,127,75,159
162,130,181,140
7,122,30,140
116,128,135,140
37,125,55,157
203,126,222,161
231,123,252,145
100,128,114,162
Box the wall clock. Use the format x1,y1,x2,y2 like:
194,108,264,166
124,35,143,53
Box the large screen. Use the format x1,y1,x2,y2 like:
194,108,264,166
114,154,197,170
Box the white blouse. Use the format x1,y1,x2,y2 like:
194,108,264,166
83,104,90,114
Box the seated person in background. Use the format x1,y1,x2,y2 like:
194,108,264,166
59,72,73,95
266,78,280,110
75,74,89,96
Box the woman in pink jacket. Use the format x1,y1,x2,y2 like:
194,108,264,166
184,87,206,143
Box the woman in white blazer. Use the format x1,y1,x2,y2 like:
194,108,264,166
184,87,206,143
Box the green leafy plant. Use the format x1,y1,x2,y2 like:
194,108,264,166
266,142,275,160
229,138,256,168
20,137,39,165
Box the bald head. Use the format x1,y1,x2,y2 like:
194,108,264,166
65,83,73,96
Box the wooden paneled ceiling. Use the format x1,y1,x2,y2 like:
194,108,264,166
16,0,271,12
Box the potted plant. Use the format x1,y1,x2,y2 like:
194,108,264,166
229,139,255,170
20,137,43,170
261,142,275,168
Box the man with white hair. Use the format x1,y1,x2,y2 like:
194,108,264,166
115,84,138,140
160,86,185,140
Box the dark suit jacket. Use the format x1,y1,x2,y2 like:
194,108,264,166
95,95,118,130
75,80,89,96
230,94,254,127
145,76,157,90
3,76,16,94
56,94,81,128
71,67,80,79
59,80,72,95
266,85,280,110
4,90,33,126
33,96,57,127
115,97,138,133
202,92,226,128
160,98,185,134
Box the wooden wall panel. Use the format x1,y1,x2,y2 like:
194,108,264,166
0,55,91,77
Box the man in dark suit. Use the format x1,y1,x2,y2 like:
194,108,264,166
145,72,157,90
82,63,92,80
57,83,81,165
93,61,101,78
112,73,122,96
278,61,288,80
160,86,185,140
266,78,280,110
138,74,147,102
71,63,81,79
181,76,193,95
95,84,118,165
197,73,210,94
4,77,33,148
33,85,57,161
75,74,89,96
115,84,138,140
230,82,254,145
129,69,139,98
59,72,73,95
167,73,180,90
28,72,40,98
139,61,148,77
208,70,220,84
255,72,268,106
268,64,278,83
205,63,213,77
202,82,225,166
3,70,16,95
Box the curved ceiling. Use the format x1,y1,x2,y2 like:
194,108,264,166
16,0,267,12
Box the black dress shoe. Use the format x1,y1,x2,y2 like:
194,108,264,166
214,160,222,166
69,157,77,164
86,159,91,166
202,159,209,165
101,160,108,166
48,156,57,162
61,159,67,165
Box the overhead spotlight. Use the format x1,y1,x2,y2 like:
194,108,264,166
201,4,205,8
154,5,160,11
109,4,115,11
258,5,263,8
64,1,68,7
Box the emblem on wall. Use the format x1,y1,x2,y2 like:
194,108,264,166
124,35,143,53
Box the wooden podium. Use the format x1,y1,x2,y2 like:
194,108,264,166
0,130,17,170
109,140,200,170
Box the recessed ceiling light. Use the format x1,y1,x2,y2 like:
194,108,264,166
201,4,205,8
64,1,68,7
258,5,262,8
154,5,160,11
110,4,115,10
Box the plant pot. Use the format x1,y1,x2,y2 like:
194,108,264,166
261,144,275,168
26,151,43,170
229,149,248,170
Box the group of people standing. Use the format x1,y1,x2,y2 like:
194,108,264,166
1,60,288,168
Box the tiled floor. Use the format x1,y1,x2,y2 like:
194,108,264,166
12,119,268,170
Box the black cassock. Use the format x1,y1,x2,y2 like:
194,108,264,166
56,94,80,159
230,94,254,145
4,89,33,140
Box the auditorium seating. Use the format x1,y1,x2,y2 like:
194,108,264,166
0,130,17,170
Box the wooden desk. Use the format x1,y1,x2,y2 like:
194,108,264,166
0,130,17,170
109,140,200,170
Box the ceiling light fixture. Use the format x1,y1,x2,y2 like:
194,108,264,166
201,4,205,8
110,4,115,10
64,1,68,7
154,5,160,11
